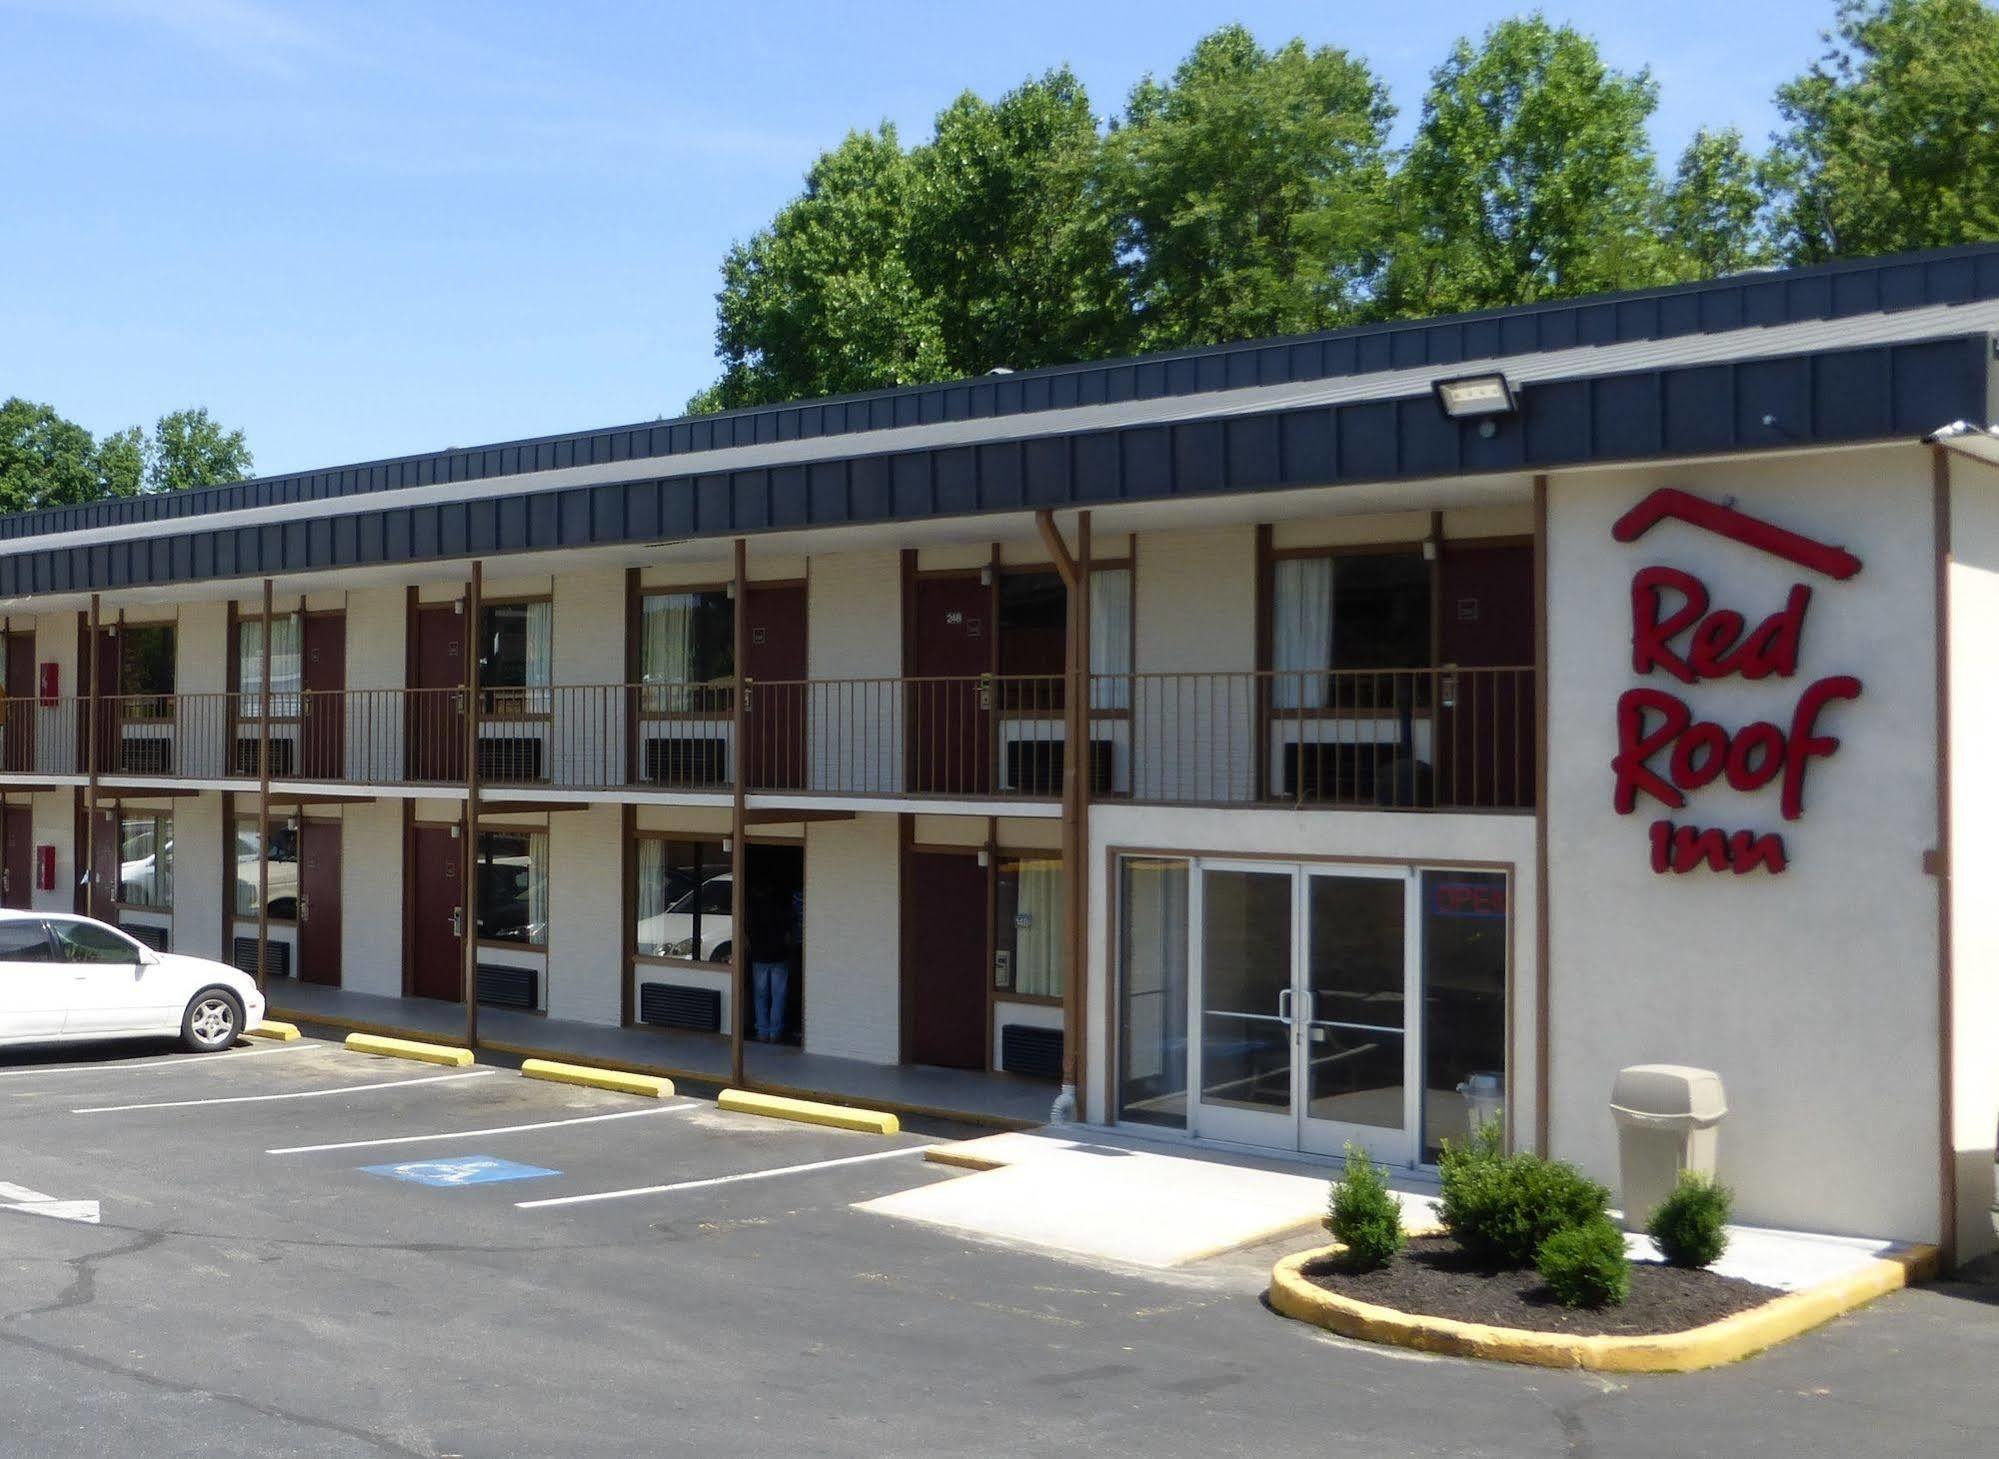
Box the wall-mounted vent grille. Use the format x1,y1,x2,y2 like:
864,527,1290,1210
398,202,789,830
125,921,170,952
1005,739,1113,796
230,936,290,978
120,739,172,774
999,1023,1063,1080
639,981,722,1032
476,964,538,1009
476,737,544,782
643,737,726,788
234,737,295,776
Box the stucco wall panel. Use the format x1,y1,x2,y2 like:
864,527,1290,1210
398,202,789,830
803,814,898,1064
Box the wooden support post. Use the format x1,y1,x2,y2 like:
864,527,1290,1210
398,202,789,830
463,561,483,1046
85,593,101,921
729,537,749,1088
1038,509,1092,1122
255,579,273,992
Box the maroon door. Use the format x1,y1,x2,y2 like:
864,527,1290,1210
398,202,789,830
3,634,34,773
1437,544,1535,809
81,629,119,774
743,584,808,789
409,606,465,782
298,820,342,986
90,805,119,924
1,806,31,910
301,615,346,780
906,850,987,1069
408,824,463,1001
908,577,992,794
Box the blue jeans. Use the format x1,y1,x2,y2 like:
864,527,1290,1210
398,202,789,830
753,960,790,1042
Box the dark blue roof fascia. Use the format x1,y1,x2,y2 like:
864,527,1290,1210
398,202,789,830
3,333,1987,600
5,244,1999,549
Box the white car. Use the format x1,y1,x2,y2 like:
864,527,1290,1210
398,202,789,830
638,873,733,963
0,910,267,1053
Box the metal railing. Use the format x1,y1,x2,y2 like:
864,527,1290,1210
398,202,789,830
0,666,1534,811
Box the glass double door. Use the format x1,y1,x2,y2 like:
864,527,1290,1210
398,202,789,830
1192,862,1417,1163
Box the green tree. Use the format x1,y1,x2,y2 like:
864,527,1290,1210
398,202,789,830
1384,15,1676,316
1769,0,1999,262
694,125,947,411
1104,25,1394,348
93,424,149,499
146,406,252,493
906,67,1128,374
1661,127,1775,278
0,397,128,513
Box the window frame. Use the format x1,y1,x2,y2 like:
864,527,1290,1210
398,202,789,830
473,828,549,950
636,586,737,721
232,818,300,925
631,832,733,970
476,595,554,723
1262,540,1438,721
113,810,174,913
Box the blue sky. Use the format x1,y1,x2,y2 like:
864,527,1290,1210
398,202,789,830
2,0,1838,477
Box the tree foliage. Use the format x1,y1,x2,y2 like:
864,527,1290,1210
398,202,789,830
0,397,253,515
1770,0,1999,262
684,4,1999,410
1104,25,1394,348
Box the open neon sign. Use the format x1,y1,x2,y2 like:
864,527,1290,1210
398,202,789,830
1608,489,1863,875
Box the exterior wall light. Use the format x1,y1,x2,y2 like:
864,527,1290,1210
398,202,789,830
1432,372,1517,425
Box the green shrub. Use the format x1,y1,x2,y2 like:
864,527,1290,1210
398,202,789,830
1646,1172,1733,1269
1328,1145,1405,1270
1537,1217,1632,1308
1437,1122,1612,1269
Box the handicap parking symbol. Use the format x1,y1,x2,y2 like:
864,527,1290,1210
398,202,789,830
362,1155,559,1188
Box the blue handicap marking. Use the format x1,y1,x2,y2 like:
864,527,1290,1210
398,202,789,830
362,1155,559,1188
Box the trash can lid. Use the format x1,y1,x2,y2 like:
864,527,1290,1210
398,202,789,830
1610,1064,1727,1125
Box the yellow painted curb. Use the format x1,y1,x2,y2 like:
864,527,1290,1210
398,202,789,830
718,1087,899,1135
1268,1240,1938,1372
344,1032,475,1069
521,1058,674,1099
246,1020,301,1042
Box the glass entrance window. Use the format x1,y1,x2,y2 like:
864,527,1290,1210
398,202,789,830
1420,870,1509,1160
1117,858,1188,1129
1198,868,1295,1115
1303,875,1408,1133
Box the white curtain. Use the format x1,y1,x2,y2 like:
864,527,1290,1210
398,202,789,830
527,831,550,946
1089,567,1132,710
241,615,303,718
1271,557,1333,709
635,839,667,956
1012,858,1064,997
524,601,553,714
641,594,697,714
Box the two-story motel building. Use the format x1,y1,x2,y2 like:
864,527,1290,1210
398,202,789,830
3,246,1997,1263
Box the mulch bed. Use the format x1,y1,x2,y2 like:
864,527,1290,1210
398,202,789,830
1302,1235,1781,1338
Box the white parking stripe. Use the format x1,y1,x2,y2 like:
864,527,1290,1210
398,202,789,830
265,1102,698,1154
72,1069,495,1114
515,1145,931,1209
0,1043,317,1079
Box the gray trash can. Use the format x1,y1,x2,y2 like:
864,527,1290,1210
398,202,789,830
1610,1065,1727,1230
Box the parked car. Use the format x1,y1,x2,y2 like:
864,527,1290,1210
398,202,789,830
0,910,266,1053
638,873,732,963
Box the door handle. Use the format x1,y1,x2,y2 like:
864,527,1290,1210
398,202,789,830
1277,988,1294,1026
450,907,464,938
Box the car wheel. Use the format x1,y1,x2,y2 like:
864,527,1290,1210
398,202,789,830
181,987,243,1053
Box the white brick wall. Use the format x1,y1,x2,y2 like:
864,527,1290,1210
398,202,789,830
802,814,899,1064
548,803,623,1026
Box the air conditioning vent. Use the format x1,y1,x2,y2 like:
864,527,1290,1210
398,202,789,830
476,737,544,782
230,936,290,978
120,739,172,774
639,981,722,1032
125,921,170,952
999,1023,1063,1080
476,964,538,1009
643,736,727,787
234,737,295,777
1005,738,1113,796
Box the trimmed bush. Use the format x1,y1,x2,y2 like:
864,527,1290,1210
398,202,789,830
1328,1145,1405,1270
1537,1217,1632,1308
1437,1122,1612,1269
1647,1172,1733,1269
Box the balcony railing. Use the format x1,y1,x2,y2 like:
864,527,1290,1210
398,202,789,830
0,666,1533,811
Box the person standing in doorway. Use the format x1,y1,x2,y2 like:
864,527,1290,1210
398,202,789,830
749,880,797,1043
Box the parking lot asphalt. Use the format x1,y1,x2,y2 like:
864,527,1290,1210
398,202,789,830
0,1034,1994,1458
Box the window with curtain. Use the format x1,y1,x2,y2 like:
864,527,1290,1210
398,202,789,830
1271,552,1430,708
997,856,1064,998
233,820,298,920
239,615,302,719
475,830,548,946
480,602,553,715
634,837,731,962
640,591,734,715
119,625,176,715
1088,567,1132,710
117,812,172,909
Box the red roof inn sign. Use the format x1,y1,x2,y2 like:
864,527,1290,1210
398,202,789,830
1609,488,1863,875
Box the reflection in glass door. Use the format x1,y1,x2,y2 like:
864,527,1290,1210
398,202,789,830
1192,866,1297,1148
1299,870,1416,1162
